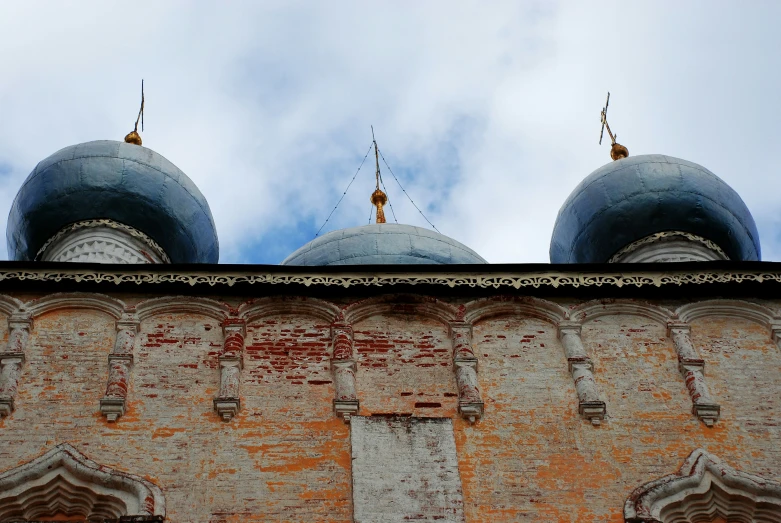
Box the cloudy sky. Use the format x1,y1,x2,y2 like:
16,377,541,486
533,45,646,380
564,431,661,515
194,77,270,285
1,1,780,264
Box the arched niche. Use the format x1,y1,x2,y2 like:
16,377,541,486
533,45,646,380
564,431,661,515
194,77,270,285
625,448,781,523
0,443,165,521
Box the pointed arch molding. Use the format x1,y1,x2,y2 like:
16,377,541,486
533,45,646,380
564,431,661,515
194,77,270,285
0,443,165,521
624,448,781,523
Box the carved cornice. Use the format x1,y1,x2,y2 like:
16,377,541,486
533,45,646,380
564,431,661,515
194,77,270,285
1,265,781,290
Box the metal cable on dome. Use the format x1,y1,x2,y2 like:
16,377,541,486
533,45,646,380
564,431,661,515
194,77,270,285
378,171,398,224
315,141,374,237
377,147,440,233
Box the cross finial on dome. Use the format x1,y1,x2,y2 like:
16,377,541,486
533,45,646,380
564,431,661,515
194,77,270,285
599,92,629,161
370,126,388,223
124,80,145,146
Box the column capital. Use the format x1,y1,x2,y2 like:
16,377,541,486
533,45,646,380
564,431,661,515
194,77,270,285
331,323,353,343
222,318,246,337
7,313,32,330
557,321,582,338
0,352,25,364
770,323,781,344
448,322,472,337
667,321,691,337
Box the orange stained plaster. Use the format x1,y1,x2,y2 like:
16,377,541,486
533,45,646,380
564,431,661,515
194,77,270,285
151,427,187,438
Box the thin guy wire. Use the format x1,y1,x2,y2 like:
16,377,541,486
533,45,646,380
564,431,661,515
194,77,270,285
368,205,373,225
379,172,398,223
315,142,374,237
377,147,440,233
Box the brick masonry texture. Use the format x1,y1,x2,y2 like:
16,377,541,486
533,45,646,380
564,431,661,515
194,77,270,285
350,416,465,522
353,314,457,417
0,293,780,522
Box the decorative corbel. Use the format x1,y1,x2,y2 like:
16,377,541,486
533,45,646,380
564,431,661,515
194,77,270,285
667,322,720,427
450,322,484,423
100,312,139,422
214,319,246,422
331,323,359,423
0,312,32,417
558,321,606,425
770,322,781,350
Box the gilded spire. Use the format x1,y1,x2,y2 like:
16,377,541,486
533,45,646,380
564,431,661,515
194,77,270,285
599,92,629,161
370,126,388,224
124,80,145,146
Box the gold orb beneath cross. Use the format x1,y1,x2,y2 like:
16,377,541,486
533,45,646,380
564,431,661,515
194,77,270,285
610,142,629,161
124,130,142,146
370,189,387,206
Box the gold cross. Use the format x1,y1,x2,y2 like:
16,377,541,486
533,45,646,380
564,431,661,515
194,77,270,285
599,92,628,161
124,80,145,146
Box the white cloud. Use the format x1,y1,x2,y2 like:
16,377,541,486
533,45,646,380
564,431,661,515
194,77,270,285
1,1,779,263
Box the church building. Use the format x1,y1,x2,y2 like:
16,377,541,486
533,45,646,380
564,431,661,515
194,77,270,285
0,107,779,522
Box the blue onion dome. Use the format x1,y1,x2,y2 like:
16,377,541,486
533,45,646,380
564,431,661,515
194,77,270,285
282,224,487,265
7,140,219,263
550,154,760,263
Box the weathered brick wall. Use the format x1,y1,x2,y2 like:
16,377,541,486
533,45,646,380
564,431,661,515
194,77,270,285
353,313,457,417
690,317,781,478
0,308,351,523
460,317,583,521
242,314,351,521
0,293,780,522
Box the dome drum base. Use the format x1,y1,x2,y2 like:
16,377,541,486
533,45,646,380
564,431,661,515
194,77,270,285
37,219,170,264
609,231,729,263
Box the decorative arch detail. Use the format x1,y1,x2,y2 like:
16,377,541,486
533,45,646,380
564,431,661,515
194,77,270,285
462,296,568,326
341,294,458,326
675,299,779,333
0,443,165,521
238,296,340,325
135,296,230,322
25,293,126,320
572,299,674,326
624,448,781,523
0,295,23,317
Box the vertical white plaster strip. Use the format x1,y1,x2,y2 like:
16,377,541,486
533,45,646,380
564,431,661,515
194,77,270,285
350,416,466,523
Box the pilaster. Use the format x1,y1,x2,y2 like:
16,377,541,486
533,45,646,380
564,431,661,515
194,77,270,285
668,322,720,427
0,313,32,417
450,323,484,423
214,319,246,421
558,321,606,425
331,323,359,423
100,313,139,422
